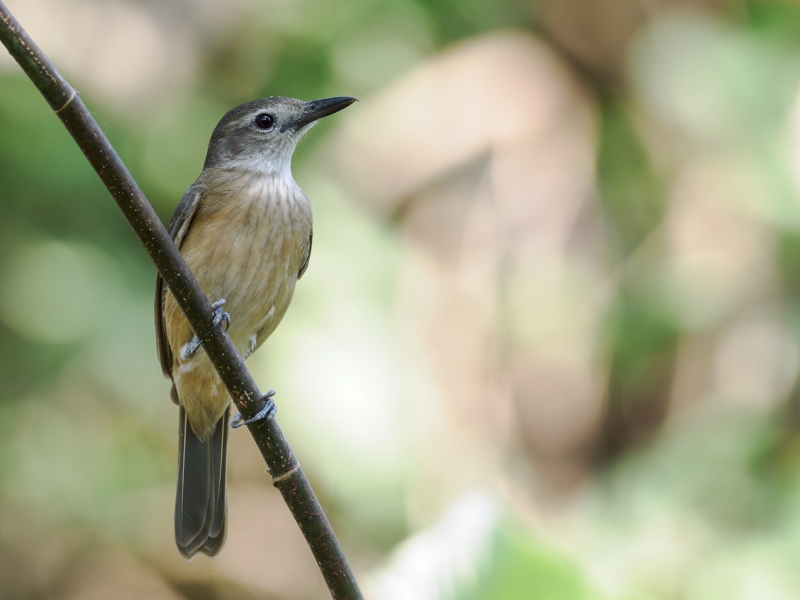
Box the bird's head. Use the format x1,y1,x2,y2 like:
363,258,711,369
203,96,356,175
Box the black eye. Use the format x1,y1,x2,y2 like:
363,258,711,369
255,113,274,129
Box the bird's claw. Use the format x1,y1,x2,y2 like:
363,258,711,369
179,299,230,361
231,390,277,428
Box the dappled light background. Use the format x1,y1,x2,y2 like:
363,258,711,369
3,0,800,598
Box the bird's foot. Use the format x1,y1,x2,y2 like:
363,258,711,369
179,299,230,361
231,390,277,429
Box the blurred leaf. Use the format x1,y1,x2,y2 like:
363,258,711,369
465,519,600,600
597,100,666,258
599,285,680,461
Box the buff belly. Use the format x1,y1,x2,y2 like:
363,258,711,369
163,182,311,440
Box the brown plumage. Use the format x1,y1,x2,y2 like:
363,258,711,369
155,96,355,559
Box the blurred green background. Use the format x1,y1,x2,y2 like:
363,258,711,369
4,0,800,598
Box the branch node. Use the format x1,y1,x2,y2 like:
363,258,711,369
54,88,77,113
272,465,300,484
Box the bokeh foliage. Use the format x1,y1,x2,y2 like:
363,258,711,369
4,0,800,599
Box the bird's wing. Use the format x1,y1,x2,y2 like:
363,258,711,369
252,226,313,351
155,185,204,385
298,228,312,279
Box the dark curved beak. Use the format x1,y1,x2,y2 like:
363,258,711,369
291,96,357,129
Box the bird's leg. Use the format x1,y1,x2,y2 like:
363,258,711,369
179,299,230,361
231,390,277,428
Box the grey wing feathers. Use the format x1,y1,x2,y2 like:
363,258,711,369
155,186,204,383
298,229,312,279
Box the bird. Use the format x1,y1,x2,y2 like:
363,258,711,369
154,96,356,559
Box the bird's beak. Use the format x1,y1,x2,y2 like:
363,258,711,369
291,96,357,129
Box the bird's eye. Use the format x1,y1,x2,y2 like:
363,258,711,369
255,113,274,129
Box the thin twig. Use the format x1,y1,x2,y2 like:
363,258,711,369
0,3,363,598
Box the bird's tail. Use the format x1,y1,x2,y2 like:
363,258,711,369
175,405,229,559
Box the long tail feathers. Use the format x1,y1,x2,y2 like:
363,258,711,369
175,406,229,559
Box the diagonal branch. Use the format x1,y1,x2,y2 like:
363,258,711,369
0,3,363,598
